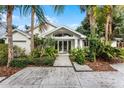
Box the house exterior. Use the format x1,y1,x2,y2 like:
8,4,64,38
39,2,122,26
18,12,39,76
3,23,87,54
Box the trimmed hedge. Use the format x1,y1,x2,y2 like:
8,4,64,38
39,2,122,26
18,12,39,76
10,56,55,68
10,58,30,68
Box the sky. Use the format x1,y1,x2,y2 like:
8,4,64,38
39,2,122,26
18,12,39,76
1,5,86,30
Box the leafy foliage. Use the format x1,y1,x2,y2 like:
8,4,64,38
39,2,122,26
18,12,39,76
76,17,90,36
10,56,55,68
118,48,124,59
13,45,26,58
43,56,55,66
10,58,30,68
30,48,41,58
34,36,57,57
45,47,57,58
70,48,85,64
0,44,8,66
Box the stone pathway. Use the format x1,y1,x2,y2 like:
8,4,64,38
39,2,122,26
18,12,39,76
0,67,124,88
54,54,72,66
111,63,124,73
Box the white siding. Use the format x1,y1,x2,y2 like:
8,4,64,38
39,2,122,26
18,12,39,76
5,32,31,55
33,24,57,37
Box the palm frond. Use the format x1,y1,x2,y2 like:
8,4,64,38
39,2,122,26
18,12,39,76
53,5,65,15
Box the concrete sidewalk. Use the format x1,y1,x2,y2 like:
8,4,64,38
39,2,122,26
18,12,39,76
53,54,72,67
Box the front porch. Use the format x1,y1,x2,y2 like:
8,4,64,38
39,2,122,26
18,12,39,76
54,38,85,54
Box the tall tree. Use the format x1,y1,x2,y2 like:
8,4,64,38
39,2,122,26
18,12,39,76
1,5,27,67
6,5,14,67
21,5,47,52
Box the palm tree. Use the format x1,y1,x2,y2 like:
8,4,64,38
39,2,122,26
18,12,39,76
0,5,15,67
1,5,28,67
102,5,113,44
21,5,47,52
6,6,14,67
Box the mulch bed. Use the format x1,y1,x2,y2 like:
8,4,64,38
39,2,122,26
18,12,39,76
108,58,124,64
85,60,117,71
0,66,22,77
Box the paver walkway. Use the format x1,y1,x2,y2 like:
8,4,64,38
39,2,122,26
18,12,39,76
54,54,72,66
0,67,124,88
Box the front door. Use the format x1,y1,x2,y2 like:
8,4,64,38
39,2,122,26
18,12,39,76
58,41,68,53
63,41,67,53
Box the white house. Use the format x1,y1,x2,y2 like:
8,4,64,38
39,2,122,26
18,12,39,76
3,22,87,54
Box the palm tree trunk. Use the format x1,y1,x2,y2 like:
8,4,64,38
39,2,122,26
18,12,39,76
105,14,109,44
89,6,96,35
7,6,13,67
108,5,113,41
31,6,35,51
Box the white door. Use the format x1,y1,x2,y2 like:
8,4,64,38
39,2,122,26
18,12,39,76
58,40,68,53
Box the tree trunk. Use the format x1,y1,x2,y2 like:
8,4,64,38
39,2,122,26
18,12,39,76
7,6,13,67
105,15,109,45
89,6,96,35
108,5,113,41
31,6,35,51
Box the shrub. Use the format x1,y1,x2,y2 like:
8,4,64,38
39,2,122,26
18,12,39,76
13,45,26,58
119,48,124,59
0,44,8,66
70,48,85,64
29,58,42,66
43,56,54,66
10,58,30,68
96,44,121,60
27,56,55,66
0,39,5,44
87,34,121,61
88,35,99,62
45,47,57,58
30,48,41,58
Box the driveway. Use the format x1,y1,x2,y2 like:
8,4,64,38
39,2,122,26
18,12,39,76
0,67,124,88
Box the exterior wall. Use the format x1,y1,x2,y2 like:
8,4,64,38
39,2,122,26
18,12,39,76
5,32,31,55
44,28,85,50
33,24,57,36
45,28,80,39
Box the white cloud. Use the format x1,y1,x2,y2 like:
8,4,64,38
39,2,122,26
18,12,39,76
67,24,79,30
0,13,6,22
45,15,59,24
17,25,26,31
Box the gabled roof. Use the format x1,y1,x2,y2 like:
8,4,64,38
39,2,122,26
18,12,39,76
41,26,86,38
26,21,58,32
3,29,31,39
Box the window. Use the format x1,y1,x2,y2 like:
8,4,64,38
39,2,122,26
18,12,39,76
83,40,88,46
54,33,73,37
13,40,26,42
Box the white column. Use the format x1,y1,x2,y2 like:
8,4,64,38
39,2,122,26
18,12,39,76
80,39,83,48
57,41,59,53
75,39,78,48
67,40,68,52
